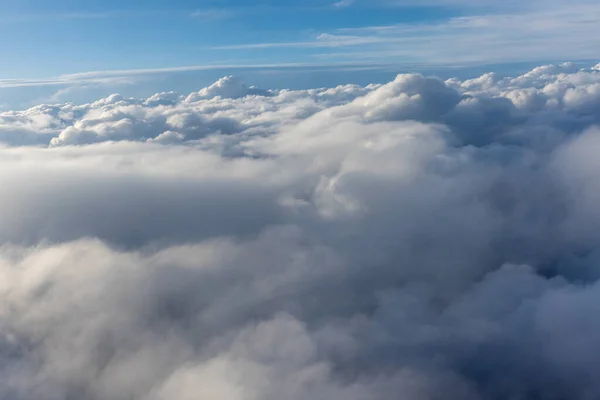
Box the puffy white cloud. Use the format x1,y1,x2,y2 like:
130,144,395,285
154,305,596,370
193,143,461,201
1,62,597,150
0,63,599,399
185,76,273,102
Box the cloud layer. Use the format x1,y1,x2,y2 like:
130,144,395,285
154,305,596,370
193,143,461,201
1,62,600,399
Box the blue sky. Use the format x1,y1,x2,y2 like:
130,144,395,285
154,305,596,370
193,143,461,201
0,0,457,77
0,0,599,108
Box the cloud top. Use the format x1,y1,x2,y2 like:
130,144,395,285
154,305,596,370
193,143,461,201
0,62,599,399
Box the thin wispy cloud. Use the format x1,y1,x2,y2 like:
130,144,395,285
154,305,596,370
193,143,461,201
0,61,395,89
0,12,114,23
191,8,235,21
333,0,355,8
0,9,200,23
209,3,600,66
210,34,389,50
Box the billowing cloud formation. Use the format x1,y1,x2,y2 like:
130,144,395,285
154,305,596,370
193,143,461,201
0,62,600,399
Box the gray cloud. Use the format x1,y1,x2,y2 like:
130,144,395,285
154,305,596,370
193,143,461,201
0,63,599,399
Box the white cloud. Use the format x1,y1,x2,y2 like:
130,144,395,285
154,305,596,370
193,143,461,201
0,63,600,399
191,8,235,21
333,0,355,8
0,62,386,91
211,2,600,66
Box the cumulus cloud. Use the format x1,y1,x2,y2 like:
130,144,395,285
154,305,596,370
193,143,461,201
0,62,600,399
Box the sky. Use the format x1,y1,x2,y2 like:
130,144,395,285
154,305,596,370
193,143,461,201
2,1,600,399
1,0,600,108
